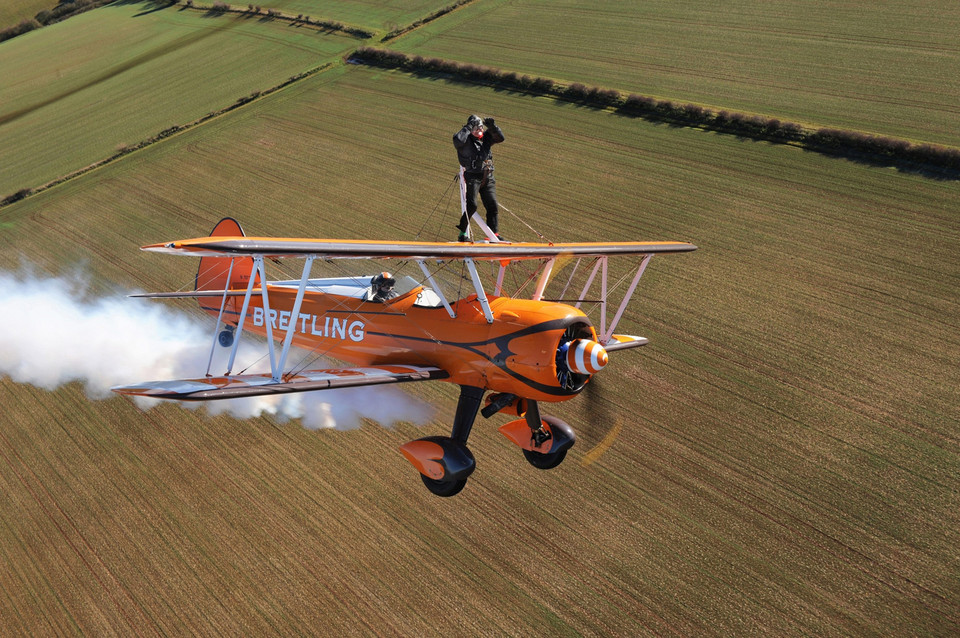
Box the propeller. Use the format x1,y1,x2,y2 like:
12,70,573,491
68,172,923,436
552,322,622,465
578,374,622,466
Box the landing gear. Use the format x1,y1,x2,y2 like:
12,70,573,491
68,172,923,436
521,403,575,470
218,325,235,348
498,400,576,470
421,475,468,497
522,416,572,469
400,388,577,495
400,386,483,497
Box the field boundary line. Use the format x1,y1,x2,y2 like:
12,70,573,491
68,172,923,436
350,47,960,180
0,0,115,44
174,1,374,39
0,62,334,211
380,0,476,43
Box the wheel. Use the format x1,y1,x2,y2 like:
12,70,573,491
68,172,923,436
521,415,574,470
522,447,568,470
420,474,468,497
218,329,235,348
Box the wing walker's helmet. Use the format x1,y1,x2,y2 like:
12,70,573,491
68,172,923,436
466,114,483,132
371,272,396,294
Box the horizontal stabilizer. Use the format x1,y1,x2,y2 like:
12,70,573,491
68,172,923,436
112,365,448,401
603,334,649,352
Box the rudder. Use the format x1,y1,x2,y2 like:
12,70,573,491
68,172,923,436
196,217,256,318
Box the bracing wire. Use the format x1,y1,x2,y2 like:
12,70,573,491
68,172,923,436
415,172,461,242
498,201,552,244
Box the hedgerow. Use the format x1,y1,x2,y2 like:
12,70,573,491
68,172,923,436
0,18,41,42
381,0,474,42
1,62,333,209
350,47,960,172
1,0,117,43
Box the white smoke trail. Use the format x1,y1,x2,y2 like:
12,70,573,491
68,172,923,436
0,268,433,429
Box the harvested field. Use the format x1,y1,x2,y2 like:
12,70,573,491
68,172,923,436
255,0,456,32
392,0,960,147
1,1,958,635
0,2,357,194
2,63,959,634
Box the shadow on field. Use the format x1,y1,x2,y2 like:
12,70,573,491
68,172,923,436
114,0,176,17
799,147,960,181
622,111,960,181
421,70,960,182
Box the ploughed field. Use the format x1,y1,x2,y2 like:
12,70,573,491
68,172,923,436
0,1,957,635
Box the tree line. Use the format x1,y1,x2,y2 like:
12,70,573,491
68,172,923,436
351,47,960,173
0,0,115,43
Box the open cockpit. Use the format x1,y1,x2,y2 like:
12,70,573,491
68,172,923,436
271,275,445,307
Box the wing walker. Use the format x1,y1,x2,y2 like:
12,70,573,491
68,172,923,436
114,218,696,496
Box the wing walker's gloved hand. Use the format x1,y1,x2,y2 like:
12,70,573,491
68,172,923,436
483,117,495,128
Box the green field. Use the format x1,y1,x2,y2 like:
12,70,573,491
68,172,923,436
0,0,51,29
0,2,358,194
259,0,455,31
393,0,960,147
1,1,958,635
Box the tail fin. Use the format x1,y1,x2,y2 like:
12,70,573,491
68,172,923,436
196,217,256,318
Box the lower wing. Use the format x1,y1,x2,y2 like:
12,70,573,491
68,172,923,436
112,365,448,401
603,334,649,352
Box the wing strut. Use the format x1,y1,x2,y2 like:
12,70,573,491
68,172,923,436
417,260,456,318
602,255,652,344
601,256,608,341
205,257,235,376
464,258,494,323
494,261,507,296
276,257,314,382
226,256,262,375
257,257,279,378
576,258,604,310
532,257,556,301
568,255,655,344
558,257,582,300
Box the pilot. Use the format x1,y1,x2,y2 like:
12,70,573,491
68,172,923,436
453,114,505,242
369,272,398,303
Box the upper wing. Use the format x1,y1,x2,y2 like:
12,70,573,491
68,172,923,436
141,236,697,260
112,364,448,401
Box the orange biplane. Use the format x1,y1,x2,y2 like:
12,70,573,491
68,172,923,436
113,218,696,496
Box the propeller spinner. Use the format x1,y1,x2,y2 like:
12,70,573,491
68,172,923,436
556,323,608,392
564,338,608,375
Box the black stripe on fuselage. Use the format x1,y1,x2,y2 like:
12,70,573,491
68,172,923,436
367,316,587,397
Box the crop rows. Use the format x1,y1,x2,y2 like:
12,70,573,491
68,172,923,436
1,1,958,635
353,46,960,173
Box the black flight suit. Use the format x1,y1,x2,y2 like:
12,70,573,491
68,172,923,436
453,119,505,234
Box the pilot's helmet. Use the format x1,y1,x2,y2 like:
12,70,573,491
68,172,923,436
371,272,395,292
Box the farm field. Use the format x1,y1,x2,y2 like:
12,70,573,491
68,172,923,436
392,0,960,147
0,1,359,195
254,0,455,32
1,1,959,635
0,0,51,30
